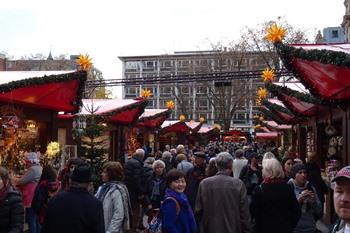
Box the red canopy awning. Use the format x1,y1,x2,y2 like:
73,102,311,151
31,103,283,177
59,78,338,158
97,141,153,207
161,120,190,133
224,129,247,136
256,132,278,139
136,109,171,128
0,71,86,112
198,124,219,134
80,98,148,125
276,43,350,103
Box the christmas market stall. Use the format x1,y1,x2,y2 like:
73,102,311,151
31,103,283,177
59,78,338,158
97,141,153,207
135,108,172,152
0,70,86,172
260,24,350,223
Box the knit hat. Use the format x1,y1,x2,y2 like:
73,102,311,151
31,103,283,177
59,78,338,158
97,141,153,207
25,152,40,164
70,163,92,183
194,151,206,159
290,163,306,179
332,166,350,183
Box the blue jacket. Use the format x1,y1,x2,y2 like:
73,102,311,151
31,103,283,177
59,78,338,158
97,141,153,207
161,188,197,233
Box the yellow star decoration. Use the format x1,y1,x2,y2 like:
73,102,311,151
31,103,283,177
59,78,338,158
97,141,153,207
253,115,259,120
213,124,221,130
261,68,275,83
256,99,262,106
255,124,261,129
166,100,175,109
265,23,287,43
179,115,186,122
199,117,205,123
76,54,93,71
140,89,152,99
257,88,268,100
259,116,264,121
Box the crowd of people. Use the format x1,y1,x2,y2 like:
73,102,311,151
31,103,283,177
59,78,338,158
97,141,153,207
0,141,350,233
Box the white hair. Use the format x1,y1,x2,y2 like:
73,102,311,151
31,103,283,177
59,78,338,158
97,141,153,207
162,151,172,161
262,158,285,179
152,160,166,170
216,152,233,171
134,148,145,158
263,152,275,160
176,144,185,154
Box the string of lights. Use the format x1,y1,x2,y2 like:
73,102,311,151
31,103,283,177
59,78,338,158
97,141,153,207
85,69,293,87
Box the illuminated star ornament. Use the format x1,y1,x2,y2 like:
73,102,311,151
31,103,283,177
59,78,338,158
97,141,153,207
140,89,152,99
265,23,287,43
261,68,275,83
77,54,93,71
257,88,268,100
179,115,186,122
199,117,205,123
166,100,175,109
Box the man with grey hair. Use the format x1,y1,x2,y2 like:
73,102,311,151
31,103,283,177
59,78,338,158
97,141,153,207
195,152,252,233
124,148,145,231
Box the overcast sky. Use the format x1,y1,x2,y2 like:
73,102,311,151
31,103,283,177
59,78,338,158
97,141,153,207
0,0,345,93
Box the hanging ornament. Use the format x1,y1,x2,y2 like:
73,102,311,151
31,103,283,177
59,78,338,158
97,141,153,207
199,117,205,124
257,88,268,100
255,124,261,129
140,89,152,99
76,54,93,71
179,115,186,122
265,23,287,43
166,100,175,109
261,68,275,83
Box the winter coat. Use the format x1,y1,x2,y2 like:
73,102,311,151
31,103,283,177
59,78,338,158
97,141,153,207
239,165,263,195
144,173,166,209
233,158,248,179
288,179,322,233
161,188,197,233
0,186,24,233
195,172,252,233
185,165,206,209
42,187,105,233
95,182,132,233
330,219,346,233
176,161,193,174
251,180,301,233
17,164,42,207
305,161,328,203
124,157,144,201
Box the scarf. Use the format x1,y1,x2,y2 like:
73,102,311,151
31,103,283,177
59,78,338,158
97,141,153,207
0,180,10,202
151,178,163,201
262,178,285,184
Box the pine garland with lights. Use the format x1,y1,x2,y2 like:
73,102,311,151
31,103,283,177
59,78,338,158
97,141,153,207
261,99,295,117
259,107,284,125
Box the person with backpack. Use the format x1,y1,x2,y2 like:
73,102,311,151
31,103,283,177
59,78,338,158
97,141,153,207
161,169,197,233
287,163,322,233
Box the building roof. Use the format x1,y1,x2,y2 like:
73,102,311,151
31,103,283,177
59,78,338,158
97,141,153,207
0,70,74,84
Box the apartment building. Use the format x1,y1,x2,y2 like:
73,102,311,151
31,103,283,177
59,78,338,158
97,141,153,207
119,50,274,130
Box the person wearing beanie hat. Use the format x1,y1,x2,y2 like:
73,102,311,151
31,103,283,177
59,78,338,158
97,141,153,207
287,163,322,233
42,162,105,233
330,166,350,233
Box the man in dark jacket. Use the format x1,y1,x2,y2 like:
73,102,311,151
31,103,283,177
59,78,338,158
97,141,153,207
42,163,105,233
186,151,206,210
124,148,145,231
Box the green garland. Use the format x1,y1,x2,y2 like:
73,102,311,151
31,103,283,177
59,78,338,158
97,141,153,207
274,42,350,105
275,42,350,68
261,99,295,117
265,82,321,104
259,107,284,125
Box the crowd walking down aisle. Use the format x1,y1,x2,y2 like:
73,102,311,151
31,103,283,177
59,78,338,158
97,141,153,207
0,141,347,233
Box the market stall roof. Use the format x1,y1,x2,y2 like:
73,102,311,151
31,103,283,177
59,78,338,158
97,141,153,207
262,99,297,124
161,120,190,133
267,82,321,117
264,120,291,130
256,132,278,139
80,98,148,125
276,43,350,103
136,109,171,128
0,70,86,112
197,124,219,134
185,121,202,133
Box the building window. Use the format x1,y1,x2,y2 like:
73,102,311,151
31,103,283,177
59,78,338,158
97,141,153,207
198,99,208,109
160,86,172,95
125,61,140,71
181,86,190,94
126,87,137,95
332,30,339,38
161,60,172,67
197,86,207,94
